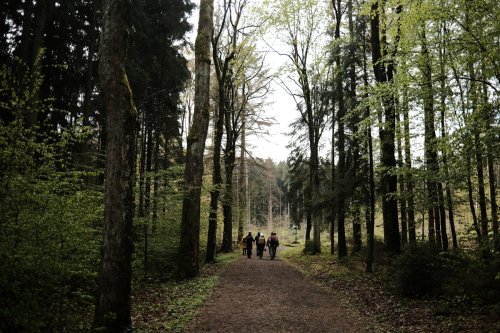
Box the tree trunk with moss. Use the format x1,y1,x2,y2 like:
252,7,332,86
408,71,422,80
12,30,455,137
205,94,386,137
178,0,214,278
93,0,137,331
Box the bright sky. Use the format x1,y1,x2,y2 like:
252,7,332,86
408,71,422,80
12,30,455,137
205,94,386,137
245,83,297,163
185,2,297,163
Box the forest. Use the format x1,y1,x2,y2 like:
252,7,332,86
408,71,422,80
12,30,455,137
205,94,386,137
0,0,498,332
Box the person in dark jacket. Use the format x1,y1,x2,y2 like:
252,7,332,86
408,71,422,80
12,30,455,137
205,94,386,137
245,232,255,258
267,232,279,259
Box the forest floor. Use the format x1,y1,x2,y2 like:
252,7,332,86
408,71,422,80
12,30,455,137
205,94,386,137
133,246,499,332
182,247,368,333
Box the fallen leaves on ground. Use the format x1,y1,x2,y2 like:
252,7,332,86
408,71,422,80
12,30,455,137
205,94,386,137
283,249,500,333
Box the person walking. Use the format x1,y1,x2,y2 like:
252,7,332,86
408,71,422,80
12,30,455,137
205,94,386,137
241,235,247,255
245,232,254,258
256,233,266,259
267,232,279,259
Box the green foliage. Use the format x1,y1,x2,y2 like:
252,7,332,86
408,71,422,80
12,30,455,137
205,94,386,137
0,66,102,332
387,244,459,297
387,244,500,303
132,167,214,282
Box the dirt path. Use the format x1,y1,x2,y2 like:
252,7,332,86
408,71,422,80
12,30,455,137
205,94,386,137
183,248,368,333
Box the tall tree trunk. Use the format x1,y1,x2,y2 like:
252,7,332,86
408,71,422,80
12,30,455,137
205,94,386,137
402,79,416,243
143,125,153,272
138,121,147,219
145,126,153,215
330,80,336,255
268,183,273,231
468,59,489,243
475,130,489,241
209,4,238,257
348,0,362,254
300,65,320,251
333,0,347,258
420,22,443,250
221,145,236,252
396,105,408,245
488,151,499,250
467,156,482,240
206,105,223,262
305,185,312,241
178,0,214,278
152,128,160,234
480,58,499,250
483,84,499,250
438,20,457,249
369,0,400,254
465,0,489,245
437,182,449,251
237,114,246,242
363,19,375,272
77,0,98,180
93,0,137,330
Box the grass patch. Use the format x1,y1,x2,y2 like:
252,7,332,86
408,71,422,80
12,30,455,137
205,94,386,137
280,244,366,281
132,252,238,332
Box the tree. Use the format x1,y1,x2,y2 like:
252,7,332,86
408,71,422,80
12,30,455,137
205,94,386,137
262,0,329,253
419,18,448,251
331,0,348,258
369,0,400,255
177,0,214,278
93,0,137,331
208,0,241,256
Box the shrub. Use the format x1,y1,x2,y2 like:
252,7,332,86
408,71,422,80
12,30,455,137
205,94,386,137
387,244,464,298
387,244,500,304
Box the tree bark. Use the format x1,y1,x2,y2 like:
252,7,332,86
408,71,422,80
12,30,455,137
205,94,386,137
439,20,457,249
488,152,499,250
333,0,347,258
467,156,482,240
402,80,416,243
396,105,408,245
369,0,400,254
420,22,444,250
348,0,362,254
468,60,489,243
330,114,336,255
439,19,458,249
178,0,214,278
152,128,160,234
206,104,223,262
363,19,375,272
237,113,246,242
221,141,236,252
76,0,98,181
93,0,137,330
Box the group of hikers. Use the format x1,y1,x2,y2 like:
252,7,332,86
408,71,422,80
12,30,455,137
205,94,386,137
241,231,280,259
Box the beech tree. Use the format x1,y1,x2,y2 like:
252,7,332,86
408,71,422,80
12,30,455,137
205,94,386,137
369,0,400,254
261,0,329,253
177,0,214,278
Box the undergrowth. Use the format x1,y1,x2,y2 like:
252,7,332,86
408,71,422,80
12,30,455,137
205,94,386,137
281,242,500,332
132,252,238,332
